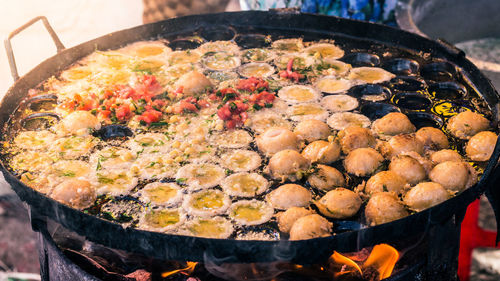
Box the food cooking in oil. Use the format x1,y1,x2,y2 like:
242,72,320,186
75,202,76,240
4,35,497,241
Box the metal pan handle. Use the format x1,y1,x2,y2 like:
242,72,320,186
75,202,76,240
4,16,65,81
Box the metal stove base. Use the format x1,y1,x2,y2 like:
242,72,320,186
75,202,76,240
37,230,455,281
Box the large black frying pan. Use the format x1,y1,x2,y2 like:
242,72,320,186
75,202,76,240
1,11,500,264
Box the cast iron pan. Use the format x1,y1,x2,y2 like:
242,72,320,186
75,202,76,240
1,11,500,264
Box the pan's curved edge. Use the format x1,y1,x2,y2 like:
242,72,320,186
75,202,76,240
0,11,498,264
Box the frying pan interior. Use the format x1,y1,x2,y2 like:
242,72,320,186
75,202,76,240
1,11,499,263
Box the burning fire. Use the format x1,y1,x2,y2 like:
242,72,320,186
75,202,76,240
331,244,399,280
161,261,198,278
159,244,398,280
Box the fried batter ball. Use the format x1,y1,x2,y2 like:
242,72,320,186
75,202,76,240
371,112,416,138
430,149,463,164
174,71,213,96
315,188,362,219
364,170,407,195
446,111,489,139
256,127,299,155
60,110,101,135
415,127,449,150
365,192,409,226
307,164,345,191
267,184,312,210
294,119,331,142
466,131,497,161
268,149,311,180
344,148,384,177
389,154,426,185
301,140,341,164
289,214,333,240
51,179,96,209
276,207,314,233
403,151,433,174
403,182,450,211
378,134,424,159
429,161,477,192
337,126,376,154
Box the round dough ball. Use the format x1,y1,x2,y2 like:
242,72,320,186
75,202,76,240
416,127,449,150
466,131,497,161
294,119,331,142
365,192,409,226
344,148,384,177
276,207,314,233
429,161,477,192
51,179,96,209
403,151,434,174
372,112,416,138
364,171,407,195
315,188,362,219
268,150,311,180
446,111,489,139
337,126,376,154
307,164,345,191
61,110,101,135
379,134,424,159
389,155,427,185
289,214,332,240
301,140,341,164
267,184,312,210
430,149,463,164
403,182,450,211
174,71,213,96
256,127,299,155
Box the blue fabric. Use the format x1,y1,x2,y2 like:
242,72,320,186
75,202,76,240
240,0,398,25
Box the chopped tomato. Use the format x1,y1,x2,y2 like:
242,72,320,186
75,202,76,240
180,100,198,112
225,120,237,129
217,105,232,120
138,109,162,124
98,110,112,119
248,91,275,104
197,99,210,108
151,99,167,110
173,97,205,114
139,74,162,94
208,93,218,100
175,86,184,95
115,104,133,121
237,77,269,92
217,100,250,129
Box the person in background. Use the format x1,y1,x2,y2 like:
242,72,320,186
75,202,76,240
239,0,398,25
142,0,397,26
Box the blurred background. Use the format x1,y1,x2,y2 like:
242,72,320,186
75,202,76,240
0,0,499,280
